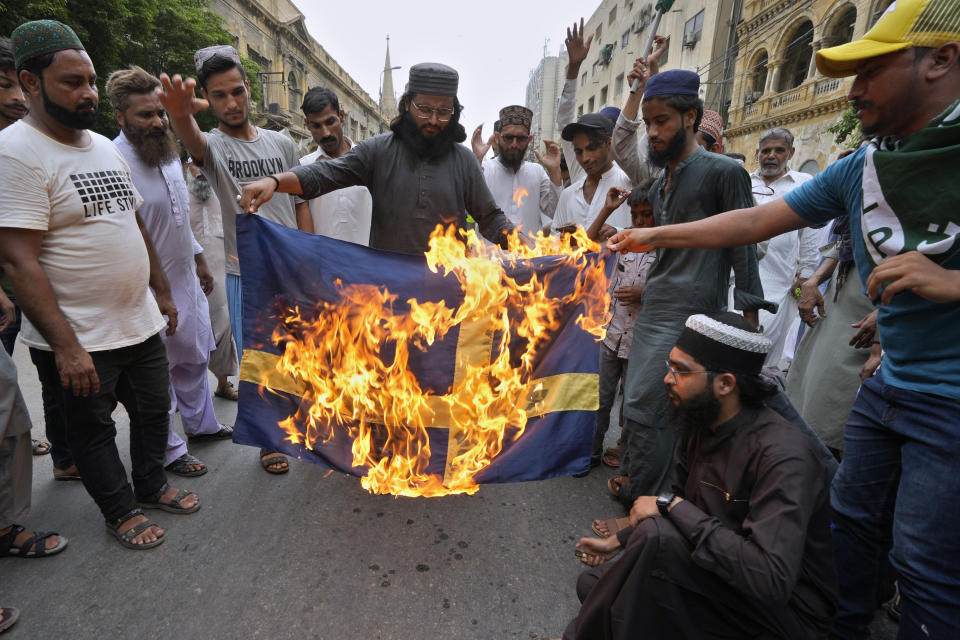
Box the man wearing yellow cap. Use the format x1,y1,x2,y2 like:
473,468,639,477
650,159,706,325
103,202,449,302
607,1,960,635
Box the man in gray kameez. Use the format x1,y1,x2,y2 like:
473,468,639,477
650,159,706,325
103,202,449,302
237,63,515,255
612,69,772,506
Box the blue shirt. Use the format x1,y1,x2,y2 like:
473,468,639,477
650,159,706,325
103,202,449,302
784,146,960,400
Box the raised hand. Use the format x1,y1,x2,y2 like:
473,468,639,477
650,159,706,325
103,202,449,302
565,18,594,68
627,35,667,92
159,73,209,118
607,228,656,254
534,139,562,173
471,124,494,163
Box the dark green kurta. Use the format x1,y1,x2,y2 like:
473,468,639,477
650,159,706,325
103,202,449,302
623,147,772,426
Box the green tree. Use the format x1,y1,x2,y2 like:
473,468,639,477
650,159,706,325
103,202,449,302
2,0,262,137
827,104,862,148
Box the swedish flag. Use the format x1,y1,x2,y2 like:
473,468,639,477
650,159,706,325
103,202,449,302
232,215,612,490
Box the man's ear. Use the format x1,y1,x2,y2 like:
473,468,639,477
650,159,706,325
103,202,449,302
714,372,738,398
115,109,125,129
338,109,345,122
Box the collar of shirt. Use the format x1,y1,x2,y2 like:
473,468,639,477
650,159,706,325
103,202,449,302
313,136,355,161
572,163,622,194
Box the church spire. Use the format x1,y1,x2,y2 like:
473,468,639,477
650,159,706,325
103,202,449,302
380,35,397,126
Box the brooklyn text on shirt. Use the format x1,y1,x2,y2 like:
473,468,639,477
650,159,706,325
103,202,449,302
226,156,285,180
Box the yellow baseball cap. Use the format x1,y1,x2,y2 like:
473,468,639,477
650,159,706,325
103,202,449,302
816,0,960,77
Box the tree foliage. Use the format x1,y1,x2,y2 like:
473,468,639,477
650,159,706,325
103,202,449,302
827,104,862,148
2,0,261,137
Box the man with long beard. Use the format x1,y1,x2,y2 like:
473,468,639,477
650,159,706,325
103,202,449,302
160,45,312,474
471,104,562,234
558,313,836,639
108,66,233,478
236,63,516,255
0,20,199,550
605,68,770,508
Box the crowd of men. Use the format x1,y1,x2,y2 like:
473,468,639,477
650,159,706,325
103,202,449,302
1,1,958,636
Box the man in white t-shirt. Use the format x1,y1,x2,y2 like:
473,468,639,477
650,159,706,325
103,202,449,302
298,86,372,245
471,105,562,234
161,45,311,475
0,20,200,550
553,114,632,238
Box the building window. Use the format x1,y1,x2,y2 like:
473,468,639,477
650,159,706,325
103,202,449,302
595,24,603,41
592,60,601,76
577,104,584,118
600,86,608,105
588,96,595,112
609,7,617,24
869,0,895,27
614,73,624,97
660,36,670,66
748,50,769,101
288,71,302,112
621,30,630,48
684,10,704,47
581,72,588,87
777,19,814,92
799,159,820,175
824,5,857,48
625,1,633,11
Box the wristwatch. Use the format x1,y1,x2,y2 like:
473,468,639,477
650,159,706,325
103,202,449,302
657,492,677,517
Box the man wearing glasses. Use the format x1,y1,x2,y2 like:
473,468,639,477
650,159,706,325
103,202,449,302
471,105,562,235
239,63,515,255
559,312,836,640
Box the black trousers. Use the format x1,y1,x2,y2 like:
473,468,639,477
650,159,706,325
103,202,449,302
30,334,170,522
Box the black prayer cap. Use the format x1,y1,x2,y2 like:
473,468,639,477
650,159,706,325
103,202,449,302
407,62,459,97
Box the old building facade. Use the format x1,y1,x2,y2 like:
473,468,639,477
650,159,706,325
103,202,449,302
724,0,893,174
207,0,387,152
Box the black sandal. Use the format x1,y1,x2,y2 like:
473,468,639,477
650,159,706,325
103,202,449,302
138,483,200,514
0,524,68,558
106,508,164,550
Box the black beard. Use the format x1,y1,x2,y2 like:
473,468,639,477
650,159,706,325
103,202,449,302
186,171,212,201
666,384,721,443
648,126,688,168
126,125,179,167
497,146,526,171
42,82,98,130
392,112,456,161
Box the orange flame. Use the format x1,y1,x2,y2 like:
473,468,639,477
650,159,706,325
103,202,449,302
512,187,530,208
260,226,610,497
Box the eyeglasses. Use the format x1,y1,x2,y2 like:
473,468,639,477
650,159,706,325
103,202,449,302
500,134,530,144
412,103,454,121
664,359,713,384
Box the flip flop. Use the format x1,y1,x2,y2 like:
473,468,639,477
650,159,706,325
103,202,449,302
187,424,233,441
0,525,69,558
139,484,200,514
0,606,20,633
164,452,207,477
260,448,289,474
607,475,629,499
602,447,620,468
106,509,164,550
214,382,239,401
53,467,82,482
31,439,51,456
591,517,631,538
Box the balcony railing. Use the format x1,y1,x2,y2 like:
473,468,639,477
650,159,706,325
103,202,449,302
814,77,844,97
770,84,809,111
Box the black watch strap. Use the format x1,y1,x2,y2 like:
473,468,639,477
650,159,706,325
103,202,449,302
657,492,676,517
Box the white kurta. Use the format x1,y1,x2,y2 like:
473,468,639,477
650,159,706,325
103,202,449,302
751,170,819,368
552,164,633,235
481,157,560,234
300,138,372,245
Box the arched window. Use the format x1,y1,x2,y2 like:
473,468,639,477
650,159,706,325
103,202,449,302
288,71,302,112
799,159,820,176
749,50,769,101
824,5,857,48
777,20,814,92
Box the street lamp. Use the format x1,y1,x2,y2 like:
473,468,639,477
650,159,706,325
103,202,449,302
379,65,401,133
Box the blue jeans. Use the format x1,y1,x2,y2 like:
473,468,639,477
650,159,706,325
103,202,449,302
593,344,626,465
830,368,960,639
30,335,171,522
226,273,243,361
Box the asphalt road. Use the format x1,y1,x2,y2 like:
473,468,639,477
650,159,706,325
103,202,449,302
1,343,899,639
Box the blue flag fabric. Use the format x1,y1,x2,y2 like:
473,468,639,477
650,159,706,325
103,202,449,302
232,214,610,490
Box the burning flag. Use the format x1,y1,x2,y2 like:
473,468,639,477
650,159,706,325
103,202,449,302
232,214,613,496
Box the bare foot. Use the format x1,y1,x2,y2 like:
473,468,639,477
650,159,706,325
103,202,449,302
116,514,164,546
53,464,81,480
260,450,289,473
158,486,199,510
0,524,62,552
591,517,631,538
